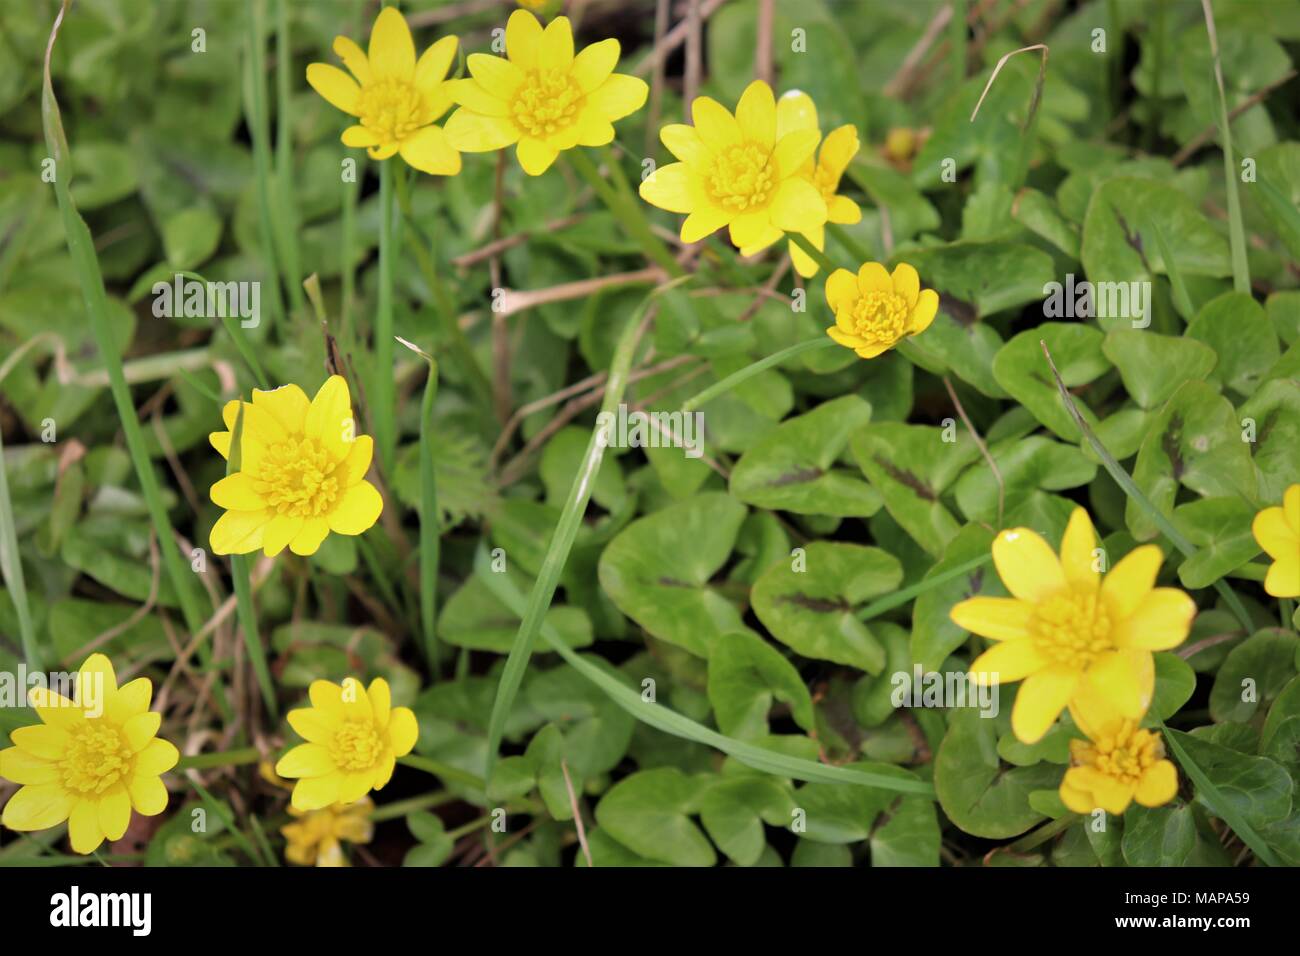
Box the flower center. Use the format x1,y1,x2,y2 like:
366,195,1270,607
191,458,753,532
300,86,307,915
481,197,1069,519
841,290,911,345
1029,589,1113,668
511,70,584,138
254,437,341,518
706,143,776,212
358,79,426,143
1084,720,1162,785
330,721,383,772
60,722,133,795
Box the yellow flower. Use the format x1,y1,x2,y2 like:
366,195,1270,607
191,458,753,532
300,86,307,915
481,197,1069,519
0,655,178,854
275,677,418,811
1252,484,1300,598
824,261,938,359
283,797,374,867
772,91,862,277
306,7,461,175
1059,686,1178,815
444,10,647,175
208,375,383,558
639,80,827,249
950,508,1197,744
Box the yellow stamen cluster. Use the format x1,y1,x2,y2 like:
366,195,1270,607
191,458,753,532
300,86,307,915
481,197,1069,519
842,289,912,346
1029,591,1114,669
330,721,385,772
358,79,426,143
512,71,584,137
59,724,132,795
254,438,341,518
707,144,775,212
1074,721,1163,786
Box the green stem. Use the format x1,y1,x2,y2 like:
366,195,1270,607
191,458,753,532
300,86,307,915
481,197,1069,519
0,428,39,670
246,0,288,327
1007,812,1079,854
569,148,682,276
398,755,485,790
228,407,278,718
370,790,454,823
682,337,835,412
950,0,967,86
273,0,304,316
825,221,872,267
857,553,993,622
402,339,441,671
374,159,396,474
175,746,261,771
1200,0,1250,294
446,816,491,841
1041,341,1254,633
786,231,839,275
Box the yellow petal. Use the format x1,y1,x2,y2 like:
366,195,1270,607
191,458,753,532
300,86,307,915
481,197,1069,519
735,80,776,145
400,125,461,176
775,90,818,138
276,743,336,779
691,96,742,152
855,342,895,360
729,209,775,250
505,9,543,70
445,107,518,151
1082,649,1153,719
107,677,151,725
127,774,169,816
263,514,304,557
287,706,339,744
772,128,819,178
335,434,375,487
1134,760,1178,807
1111,588,1196,650
368,678,392,729
99,784,132,842
660,124,709,165
992,527,1066,603
0,747,57,785
1070,766,1134,815
210,473,265,511
1010,666,1078,743
540,15,574,69
825,268,858,313
891,262,920,308
28,687,85,728
516,136,559,175
251,383,310,432
332,35,372,85
293,773,345,812
210,508,270,556
306,63,361,116
414,35,458,95
9,725,68,760
68,800,105,854
950,596,1033,642
1059,507,1099,592
209,430,231,459
2,783,73,830
856,261,892,295
639,162,692,213
908,288,939,336
681,206,729,243
289,518,331,556
387,707,419,755
969,638,1049,684
587,74,648,122
368,6,416,80
1253,505,1297,561
789,236,818,278
769,177,826,232
122,712,161,752
818,124,859,179
309,680,345,716
134,738,179,776
329,482,384,535
78,653,118,700
369,143,399,161
571,37,619,93
828,194,861,224
827,326,866,350
1101,544,1163,618
306,375,354,463
467,52,524,98
1264,554,1300,598
1059,772,1097,814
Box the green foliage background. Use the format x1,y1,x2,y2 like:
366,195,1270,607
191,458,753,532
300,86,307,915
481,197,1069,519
0,0,1298,867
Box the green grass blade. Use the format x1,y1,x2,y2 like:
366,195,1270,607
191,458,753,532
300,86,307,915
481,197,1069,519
857,553,993,622
244,0,288,327
0,427,40,671
397,337,441,671
475,544,933,795
682,337,834,412
1040,340,1255,633
228,406,277,718
373,158,397,474
1149,220,1193,317
41,1,207,636
480,289,657,788
272,0,304,316
1161,725,1280,867
1200,0,1250,294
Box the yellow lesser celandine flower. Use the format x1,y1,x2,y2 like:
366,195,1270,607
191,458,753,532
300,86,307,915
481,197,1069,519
639,80,826,249
208,376,383,558
306,7,461,175
950,508,1197,744
283,797,375,867
771,91,862,277
0,655,179,854
1058,686,1178,815
444,10,648,175
275,677,418,811
824,261,938,359
1252,484,1300,598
